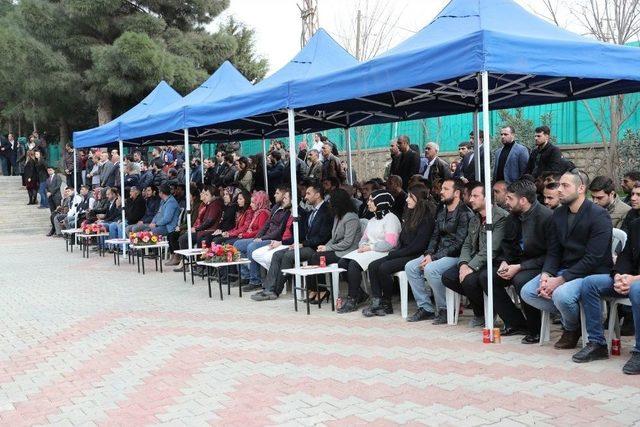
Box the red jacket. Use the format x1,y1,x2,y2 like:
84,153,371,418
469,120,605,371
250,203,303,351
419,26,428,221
227,207,255,237
241,209,270,239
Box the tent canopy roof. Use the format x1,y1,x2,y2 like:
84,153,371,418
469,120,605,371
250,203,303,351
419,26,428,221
73,81,182,148
119,61,253,144
187,0,640,142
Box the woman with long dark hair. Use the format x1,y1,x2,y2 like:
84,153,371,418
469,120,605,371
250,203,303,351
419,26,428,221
234,157,254,193
361,185,436,317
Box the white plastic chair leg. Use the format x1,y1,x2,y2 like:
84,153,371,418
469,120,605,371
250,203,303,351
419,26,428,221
331,270,340,306
579,303,588,348
446,288,460,325
394,272,408,319
539,311,550,346
607,301,620,351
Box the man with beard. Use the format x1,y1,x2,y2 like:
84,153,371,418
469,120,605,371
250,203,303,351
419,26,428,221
589,176,631,228
521,170,613,349
621,171,640,204
543,182,561,210
441,181,509,327
621,183,640,234
482,179,552,343
492,180,508,210
405,178,473,323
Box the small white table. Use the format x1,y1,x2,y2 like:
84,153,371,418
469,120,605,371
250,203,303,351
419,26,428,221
129,241,169,274
76,233,110,258
175,248,206,284
197,259,251,300
282,265,345,315
104,238,132,265
61,228,83,252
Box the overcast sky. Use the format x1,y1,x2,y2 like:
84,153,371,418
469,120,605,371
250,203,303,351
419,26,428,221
208,0,580,76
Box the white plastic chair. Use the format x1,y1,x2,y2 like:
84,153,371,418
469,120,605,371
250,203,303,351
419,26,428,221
611,228,627,257
539,307,590,347
607,298,632,348
393,271,409,319
445,290,488,326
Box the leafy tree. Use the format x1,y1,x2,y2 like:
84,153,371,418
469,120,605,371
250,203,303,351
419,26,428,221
1,0,268,142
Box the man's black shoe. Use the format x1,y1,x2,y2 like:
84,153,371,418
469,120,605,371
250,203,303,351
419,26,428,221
502,327,528,337
251,290,277,301
622,352,640,375
572,342,609,363
521,334,540,344
406,308,435,322
432,310,448,325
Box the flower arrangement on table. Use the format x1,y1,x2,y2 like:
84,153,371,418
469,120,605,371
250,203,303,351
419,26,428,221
201,243,240,263
82,223,107,235
129,231,162,246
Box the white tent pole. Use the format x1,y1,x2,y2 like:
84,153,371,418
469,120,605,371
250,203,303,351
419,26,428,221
262,135,269,194
345,126,353,185
393,122,398,138
200,143,204,184
473,109,481,181
287,109,301,297
184,129,193,250
73,148,78,228
118,140,126,253
481,71,494,339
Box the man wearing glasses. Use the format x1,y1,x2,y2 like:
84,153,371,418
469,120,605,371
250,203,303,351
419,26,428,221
521,170,613,350
493,126,530,185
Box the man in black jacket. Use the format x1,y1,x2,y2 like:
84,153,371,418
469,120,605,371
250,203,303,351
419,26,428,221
405,178,473,323
521,170,613,349
526,126,566,178
252,183,333,300
391,135,420,190
573,217,640,373
620,183,640,234
482,179,552,343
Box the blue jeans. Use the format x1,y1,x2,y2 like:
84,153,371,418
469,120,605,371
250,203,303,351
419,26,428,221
234,239,271,283
108,221,127,240
521,272,584,332
405,255,458,312
38,182,49,208
581,274,640,352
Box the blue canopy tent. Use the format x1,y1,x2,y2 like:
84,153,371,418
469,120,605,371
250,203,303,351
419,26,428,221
178,0,640,322
142,28,357,261
73,81,182,149
117,62,253,250
71,81,182,246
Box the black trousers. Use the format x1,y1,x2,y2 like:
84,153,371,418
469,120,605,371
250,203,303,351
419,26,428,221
442,266,486,317
480,268,541,335
337,258,366,299
368,255,414,299
168,231,180,252
264,247,317,295
307,251,341,291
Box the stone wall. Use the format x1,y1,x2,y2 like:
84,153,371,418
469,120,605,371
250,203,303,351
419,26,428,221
343,143,609,183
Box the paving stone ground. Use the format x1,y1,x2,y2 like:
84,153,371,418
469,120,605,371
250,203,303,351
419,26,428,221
1,233,639,426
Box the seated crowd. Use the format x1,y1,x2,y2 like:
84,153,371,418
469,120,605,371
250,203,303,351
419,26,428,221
52,127,640,375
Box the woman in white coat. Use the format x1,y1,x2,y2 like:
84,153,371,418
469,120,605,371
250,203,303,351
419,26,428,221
337,190,401,313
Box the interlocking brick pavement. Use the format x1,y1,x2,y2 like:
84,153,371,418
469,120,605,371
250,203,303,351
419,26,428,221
0,234,639,426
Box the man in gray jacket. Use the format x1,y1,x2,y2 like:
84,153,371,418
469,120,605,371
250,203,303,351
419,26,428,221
441,181,509,327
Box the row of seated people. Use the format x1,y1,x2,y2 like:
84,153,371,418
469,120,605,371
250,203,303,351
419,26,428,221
173,171,638,376
57,167,640,376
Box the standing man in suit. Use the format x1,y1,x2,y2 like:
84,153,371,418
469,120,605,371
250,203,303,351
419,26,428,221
493,126,529,185
393,135,420,190
521,170,613,350
526,126,566,178
453,142,470,179
305,149,323,182
45,166,63,212
421,142,452,185
252,182,333,300
461,131,485,183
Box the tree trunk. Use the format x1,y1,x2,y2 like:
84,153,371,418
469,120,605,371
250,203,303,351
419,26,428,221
97,97,113,125
59,118,69,144
31,100,37,132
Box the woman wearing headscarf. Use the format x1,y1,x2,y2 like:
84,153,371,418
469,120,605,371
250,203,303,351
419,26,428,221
337,190,402,313
361,185,436,317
